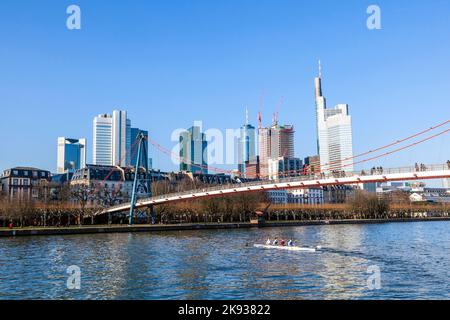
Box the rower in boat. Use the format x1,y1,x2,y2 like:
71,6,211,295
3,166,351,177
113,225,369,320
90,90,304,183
287,239,293,247
272,238,279,245
280,239,286,246
266,238,271,245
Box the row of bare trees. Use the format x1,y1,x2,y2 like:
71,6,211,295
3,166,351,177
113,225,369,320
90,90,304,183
1,179,449,227
0,177,267,227
0,183,117,227
267,190,449,221
153,191,268,224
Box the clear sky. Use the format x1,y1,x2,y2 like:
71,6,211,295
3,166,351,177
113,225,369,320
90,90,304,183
0,0,449,182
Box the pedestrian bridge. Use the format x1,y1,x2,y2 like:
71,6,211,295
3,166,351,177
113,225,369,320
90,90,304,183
101,163,450,215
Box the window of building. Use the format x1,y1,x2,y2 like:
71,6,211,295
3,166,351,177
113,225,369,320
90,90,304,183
12,179,19,186
13,170,18,175
33,171,38,178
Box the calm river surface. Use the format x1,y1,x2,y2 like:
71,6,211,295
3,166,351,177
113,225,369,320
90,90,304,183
0,221,449,300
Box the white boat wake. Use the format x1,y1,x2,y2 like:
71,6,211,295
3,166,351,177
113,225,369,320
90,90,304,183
254,244,321,253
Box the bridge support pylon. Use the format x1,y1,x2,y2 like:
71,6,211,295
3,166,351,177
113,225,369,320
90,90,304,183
129,132,153,225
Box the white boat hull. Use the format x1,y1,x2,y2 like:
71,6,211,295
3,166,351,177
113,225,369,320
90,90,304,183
254,244,317,252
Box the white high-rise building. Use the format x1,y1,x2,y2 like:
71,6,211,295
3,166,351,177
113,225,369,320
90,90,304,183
315,61,354,173
57,137,87,174
112,110,130,167
93,110,131,166
93,114,113,166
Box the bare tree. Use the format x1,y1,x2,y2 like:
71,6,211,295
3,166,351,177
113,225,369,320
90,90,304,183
71,184,92,225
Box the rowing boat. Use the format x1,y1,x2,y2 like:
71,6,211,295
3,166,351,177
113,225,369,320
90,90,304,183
254,244,319,252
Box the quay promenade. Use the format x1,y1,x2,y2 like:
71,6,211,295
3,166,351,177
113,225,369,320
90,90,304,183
1,216,449,237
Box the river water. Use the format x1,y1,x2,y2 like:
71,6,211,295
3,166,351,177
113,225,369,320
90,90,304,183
0,221,449,300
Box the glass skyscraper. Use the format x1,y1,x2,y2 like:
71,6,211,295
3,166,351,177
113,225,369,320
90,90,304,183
179,124,208,174
238,109,256,177
57,137,86,173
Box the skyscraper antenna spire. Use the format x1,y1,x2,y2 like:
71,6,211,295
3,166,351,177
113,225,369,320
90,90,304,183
245,106,249,125
318,59,322,78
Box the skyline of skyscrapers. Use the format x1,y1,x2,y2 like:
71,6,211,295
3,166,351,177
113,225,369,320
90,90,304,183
56,137,86,174
315,61,354,173
53,62,355,178
179,124,208,174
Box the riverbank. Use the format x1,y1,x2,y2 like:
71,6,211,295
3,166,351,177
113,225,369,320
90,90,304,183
1,216,449,237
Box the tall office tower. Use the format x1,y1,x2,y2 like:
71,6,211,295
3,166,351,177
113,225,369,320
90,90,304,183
57,137,87,173
93,114,113,166
315,61,354,173
179,124,208,174
270,123,295,159
238,108,256,177
258,117,296,178
112,110,130,167
129,128,149,167
258,126,271,178
93,110,132,166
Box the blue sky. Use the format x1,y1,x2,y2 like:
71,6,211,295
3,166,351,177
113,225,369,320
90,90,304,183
0,0,449,181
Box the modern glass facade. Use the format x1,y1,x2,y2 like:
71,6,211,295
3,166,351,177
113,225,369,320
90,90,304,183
179,125,208,174
238,123,256,177
57,137,86,173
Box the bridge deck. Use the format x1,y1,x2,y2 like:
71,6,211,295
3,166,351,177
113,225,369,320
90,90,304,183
102,163,450,214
